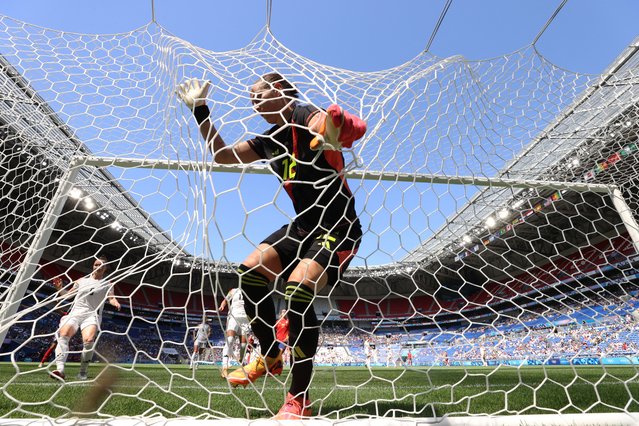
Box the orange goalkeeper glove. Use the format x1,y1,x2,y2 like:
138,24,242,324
310,104,366,151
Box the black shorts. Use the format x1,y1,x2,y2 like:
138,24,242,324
262,221,362,286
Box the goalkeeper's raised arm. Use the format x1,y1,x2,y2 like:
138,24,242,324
176,75,366,163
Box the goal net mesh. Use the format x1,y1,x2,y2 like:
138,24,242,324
0,16,638,421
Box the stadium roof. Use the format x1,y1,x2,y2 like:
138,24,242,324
401,35,639,266
0,54,187,258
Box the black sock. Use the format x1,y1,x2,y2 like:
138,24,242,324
238,264,279,358
286,281,318,400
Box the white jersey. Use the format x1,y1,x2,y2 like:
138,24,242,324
227,288,246,317
195,323,210,342
69,276,114,315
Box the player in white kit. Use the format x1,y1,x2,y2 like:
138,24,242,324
364,336,378,368
50,256,121,381
190,319,211,369
218,287,251,378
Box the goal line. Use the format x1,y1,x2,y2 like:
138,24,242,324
0,412,637,425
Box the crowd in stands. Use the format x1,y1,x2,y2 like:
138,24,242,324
3,282,639,368
313,295,639,366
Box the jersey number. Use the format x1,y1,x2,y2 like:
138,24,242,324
282,156,297,180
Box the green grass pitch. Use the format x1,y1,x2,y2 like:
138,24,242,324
0,363,637,419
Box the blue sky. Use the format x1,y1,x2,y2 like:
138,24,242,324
0,1,638,267
2,0,637,73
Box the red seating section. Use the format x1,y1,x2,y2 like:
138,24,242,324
337,234,636,318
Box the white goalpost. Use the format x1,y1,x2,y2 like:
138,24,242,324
1,2,639,425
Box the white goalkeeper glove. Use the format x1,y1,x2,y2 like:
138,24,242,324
176,78,211,109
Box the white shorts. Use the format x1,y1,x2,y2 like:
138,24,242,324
195,339,208,349
226,312,251,335
61,311,100,332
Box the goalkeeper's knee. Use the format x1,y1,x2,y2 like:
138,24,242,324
286,283,319,360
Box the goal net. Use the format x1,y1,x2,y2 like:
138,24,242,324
0,14,638,425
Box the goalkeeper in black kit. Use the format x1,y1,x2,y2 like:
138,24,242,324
177,72,366,419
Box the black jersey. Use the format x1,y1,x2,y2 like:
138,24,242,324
248,103,360,233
